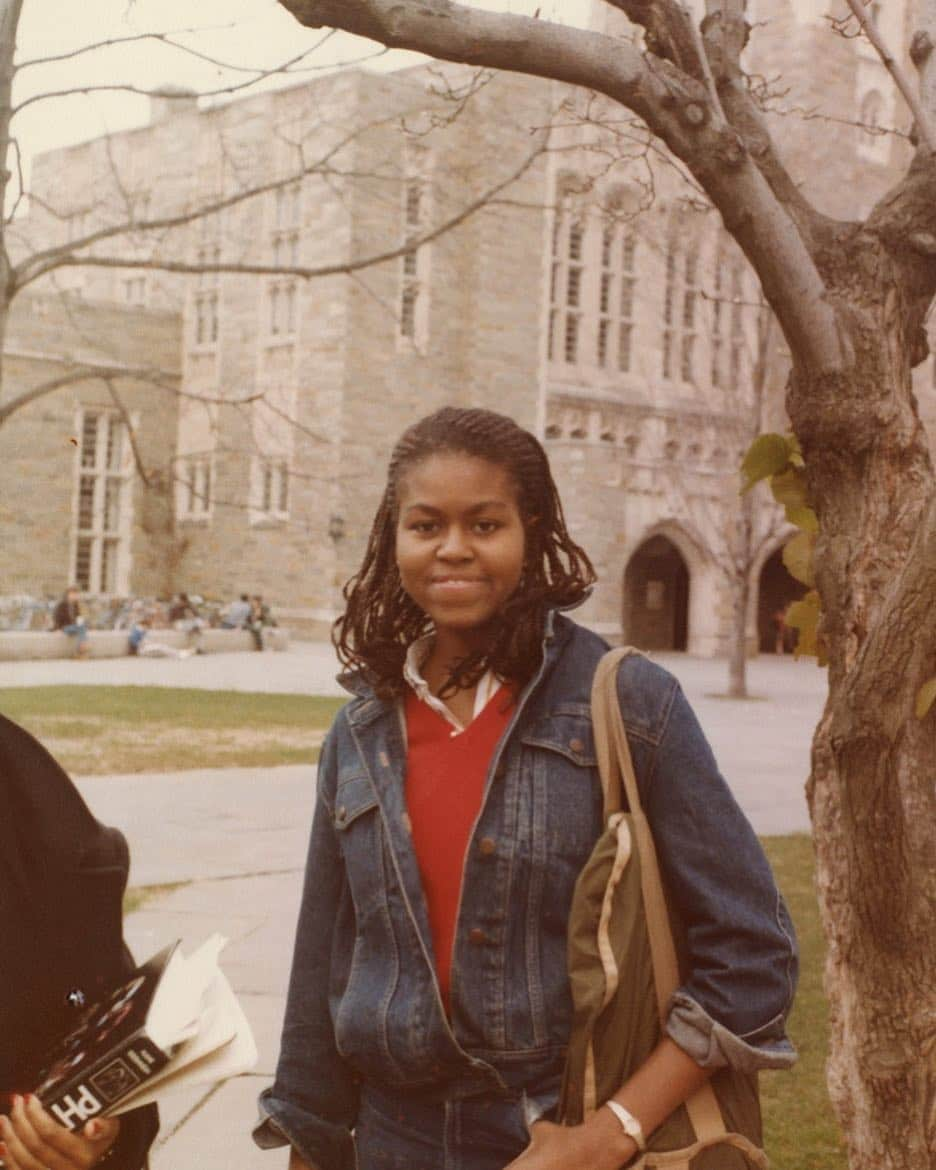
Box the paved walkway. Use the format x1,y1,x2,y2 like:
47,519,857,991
2,644,827,1168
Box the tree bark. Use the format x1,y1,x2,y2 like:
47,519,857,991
788,236,936,1165
0,0,25,398
726,508,752,698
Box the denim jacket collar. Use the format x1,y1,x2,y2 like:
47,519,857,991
337,605,568,714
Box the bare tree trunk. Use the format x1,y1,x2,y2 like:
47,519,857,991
726,488,756,698
0,0,24,397
789,263,936,1166
726,570,750,698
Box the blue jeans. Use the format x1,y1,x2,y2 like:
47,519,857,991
61,622,88,648
355,1085,529,1170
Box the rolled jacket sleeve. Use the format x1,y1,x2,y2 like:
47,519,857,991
252,728,359,1170
619,661,799,1073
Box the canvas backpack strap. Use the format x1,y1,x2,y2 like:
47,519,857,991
591,650,730,1149
591,648,680,1021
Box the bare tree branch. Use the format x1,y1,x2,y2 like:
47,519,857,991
14,101,438,285
277,0,845,374
18,140,548,290
11,42,331,117
0,362,159,422
14,26,243,71
844,0,936,151
4,133,25,223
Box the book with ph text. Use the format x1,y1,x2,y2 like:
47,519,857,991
32,935,256,1130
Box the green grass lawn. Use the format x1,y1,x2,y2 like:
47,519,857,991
761,835,847,1169
0,686,345,774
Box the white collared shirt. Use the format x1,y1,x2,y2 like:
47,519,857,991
403,634,499,737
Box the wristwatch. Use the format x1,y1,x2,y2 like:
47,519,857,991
604,1100,647,1151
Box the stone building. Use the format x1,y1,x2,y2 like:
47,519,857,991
0,294,180,599
4,0,934,649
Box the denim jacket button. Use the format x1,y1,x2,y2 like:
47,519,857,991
469,927,487,945
478,837,497,856
336,806,347,823
569,737,584,753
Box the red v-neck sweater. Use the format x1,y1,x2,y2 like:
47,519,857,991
404,686,514,1012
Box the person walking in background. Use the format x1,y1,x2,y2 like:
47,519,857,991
255,408,797,1170
246,595,275,651
221,593,251,629
51,587,89,659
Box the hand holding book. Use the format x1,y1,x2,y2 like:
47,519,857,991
29,935,256,1130
0,1095,118,1170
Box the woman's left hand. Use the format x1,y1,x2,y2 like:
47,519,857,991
0,1094,120,1170
503,1114,636,1170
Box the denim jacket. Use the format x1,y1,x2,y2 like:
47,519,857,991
255,615,798,1170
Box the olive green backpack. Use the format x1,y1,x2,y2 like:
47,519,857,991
558,649,768,1169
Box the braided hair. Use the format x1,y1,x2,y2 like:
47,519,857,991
333,407,596,699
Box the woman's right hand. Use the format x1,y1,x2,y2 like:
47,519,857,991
0,1094,119,1169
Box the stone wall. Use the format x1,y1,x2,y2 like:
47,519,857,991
0,294,181,597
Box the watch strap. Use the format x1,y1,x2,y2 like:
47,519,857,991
605,1100,647,1151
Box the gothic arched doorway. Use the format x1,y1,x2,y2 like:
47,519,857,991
622,535,690,651
757,547,807,653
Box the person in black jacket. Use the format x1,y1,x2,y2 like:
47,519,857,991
52,587,89,659
0,715,158,1169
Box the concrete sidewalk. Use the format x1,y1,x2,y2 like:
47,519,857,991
28,644,825,1168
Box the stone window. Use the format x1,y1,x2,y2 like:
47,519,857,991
253,457,290,520
712,232,751,395
71,411,131,593
177,455,213,520
548,200,587,365
711,252,724,389
398,145,432,349
268,282,297,337
596,220,637,372
728,259,746,391
268,182,301,341
549,188,640,376
194,290,219,346
662,236,699,385
123,276,147,306
191,230,221,348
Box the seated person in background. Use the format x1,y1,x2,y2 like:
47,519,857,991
246,595,275,651
51,587,89,659
168,592,205,652
221,593,251,630
0,714,159,1170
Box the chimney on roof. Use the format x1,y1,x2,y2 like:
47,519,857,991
150,85,199,124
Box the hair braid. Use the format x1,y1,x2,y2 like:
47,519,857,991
333,407,595,698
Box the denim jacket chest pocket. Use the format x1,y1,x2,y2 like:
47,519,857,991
517,707,603,868
333,772,386,920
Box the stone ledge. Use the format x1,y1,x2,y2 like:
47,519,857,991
0,627,289,661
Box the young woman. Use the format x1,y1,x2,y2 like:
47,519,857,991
255,408,797,1170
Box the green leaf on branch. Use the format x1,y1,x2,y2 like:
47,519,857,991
741,433,791,492
915,677,936,719
786,433,806,469
785,505,820,533
770,466,809,510
782,531,816,587
785,590,827,664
